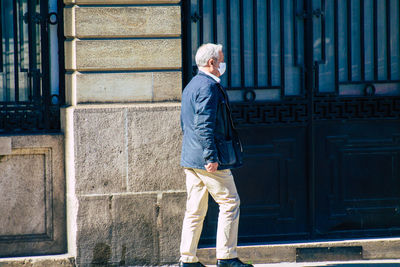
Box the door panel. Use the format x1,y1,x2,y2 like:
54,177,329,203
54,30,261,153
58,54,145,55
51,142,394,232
199,126,309,246
314,121,400,237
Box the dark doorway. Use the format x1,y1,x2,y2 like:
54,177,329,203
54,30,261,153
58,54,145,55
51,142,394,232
182,0,400,245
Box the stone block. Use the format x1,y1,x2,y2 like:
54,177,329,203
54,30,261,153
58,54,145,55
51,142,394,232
76,195,113,266
73,39,181,71
153,71,182,101
0,137,11,155
0,257,75,267
159,192,186,264
74,108,126,194
0,135,66,257
72,6,180,38
65,0,180,4
64,39,76,71
75,72,153,103
65,71,77,106
111,193,158,265
63,6,75,38
127,104,185,192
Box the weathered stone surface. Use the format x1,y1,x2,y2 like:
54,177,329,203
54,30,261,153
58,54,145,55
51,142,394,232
76,195,112,266
197,245,296,264
73,71,182,103
0,257,75,267
0,152,46,235
64,40,76,71
110,194,158,265
75,72,153,103
72,6,180,38
153,71,182,101
0,135,66,257
198,239,400,264
127,104,185,192
63,7,75,38
65,0,180,4
0,137,11,155
159,192,186,264
74,108,126,194
73,39,181,71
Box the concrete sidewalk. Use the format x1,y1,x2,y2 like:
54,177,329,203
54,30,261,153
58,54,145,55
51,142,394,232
207,260,400,267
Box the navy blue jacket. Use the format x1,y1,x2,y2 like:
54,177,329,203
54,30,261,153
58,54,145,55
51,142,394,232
180,71,242,170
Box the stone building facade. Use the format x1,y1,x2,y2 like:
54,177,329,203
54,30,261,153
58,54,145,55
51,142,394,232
62,0,186,265
2,0,400,266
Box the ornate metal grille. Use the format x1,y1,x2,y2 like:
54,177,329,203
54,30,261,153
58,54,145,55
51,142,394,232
183,0,400,127
0,0,64,133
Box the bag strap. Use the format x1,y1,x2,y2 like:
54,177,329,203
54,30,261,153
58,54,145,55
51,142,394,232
216,83,238,138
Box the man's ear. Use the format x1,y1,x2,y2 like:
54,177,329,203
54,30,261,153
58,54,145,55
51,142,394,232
207,58,214,67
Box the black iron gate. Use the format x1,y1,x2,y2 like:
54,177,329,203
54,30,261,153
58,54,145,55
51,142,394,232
183,0,400,245
0,0,64,133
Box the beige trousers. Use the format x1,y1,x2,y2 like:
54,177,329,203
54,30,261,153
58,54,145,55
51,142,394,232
179,168,240,263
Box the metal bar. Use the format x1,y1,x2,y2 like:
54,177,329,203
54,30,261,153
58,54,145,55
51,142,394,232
346,0,352,81
321,0,326,63
229,86,282,90
373,0,378,80
266,0,272,86
58,0,65,106
386,0,391,80
293,0,298,66
280,0,285,97
334,0,339,94
181,0,191,85
360,0,365,80
339,79,400,85
239,0,244,88
0,1,3,73
13,0,19,101
212,0,217,43
226,0,231,89
253,0,258,87
199,0,203,45
41,0,50,129
28,0,38,101
304,0,315,239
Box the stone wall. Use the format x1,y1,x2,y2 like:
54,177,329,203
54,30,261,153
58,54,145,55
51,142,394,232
0,135,66,257
62,0,185,266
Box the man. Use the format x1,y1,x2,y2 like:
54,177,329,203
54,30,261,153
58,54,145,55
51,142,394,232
179,43,252,267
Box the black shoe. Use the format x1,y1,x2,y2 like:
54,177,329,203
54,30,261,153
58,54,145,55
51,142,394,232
179,261,206,267
217,258,253,267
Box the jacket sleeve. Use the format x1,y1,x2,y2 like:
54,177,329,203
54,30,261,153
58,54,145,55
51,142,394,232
194,84,219,163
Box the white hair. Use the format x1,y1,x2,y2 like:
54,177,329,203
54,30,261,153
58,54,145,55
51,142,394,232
195,43,223,68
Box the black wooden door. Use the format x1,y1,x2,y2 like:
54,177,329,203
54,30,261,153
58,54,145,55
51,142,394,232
182,0,400,246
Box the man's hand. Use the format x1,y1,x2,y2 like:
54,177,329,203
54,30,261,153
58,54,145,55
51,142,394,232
205,162,219,173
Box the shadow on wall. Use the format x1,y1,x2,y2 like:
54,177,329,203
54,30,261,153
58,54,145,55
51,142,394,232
91,243,111,267
90,243,128,267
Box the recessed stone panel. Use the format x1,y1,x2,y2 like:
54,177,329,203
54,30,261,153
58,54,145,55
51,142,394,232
73,6,180,38
111,193,158,265
127,104,185,192
74,108,126,194
0,135,66,257
73,39,181,71
0,151,47,236
159,192,186,264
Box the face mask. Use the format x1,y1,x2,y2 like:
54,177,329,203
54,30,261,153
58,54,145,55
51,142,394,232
218,62,226,76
